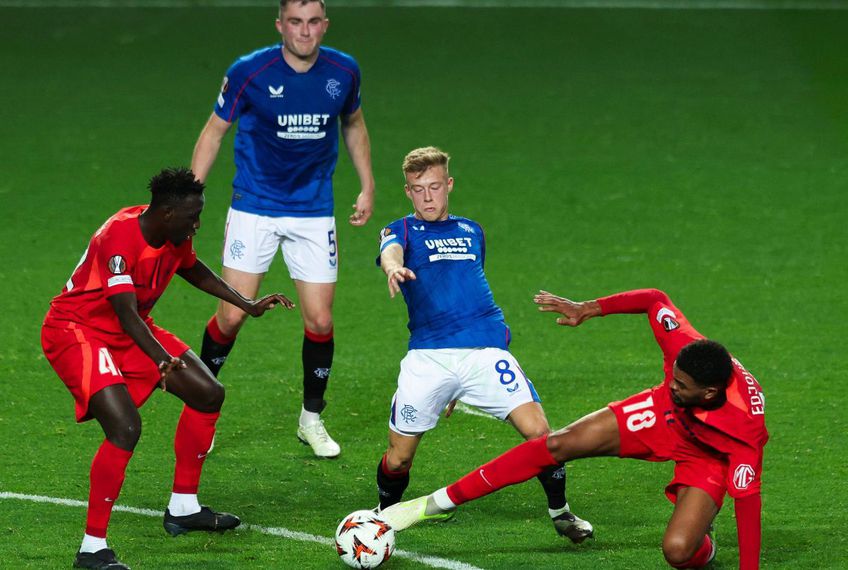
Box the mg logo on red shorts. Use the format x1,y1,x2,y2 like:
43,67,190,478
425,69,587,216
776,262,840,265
733,464,756,490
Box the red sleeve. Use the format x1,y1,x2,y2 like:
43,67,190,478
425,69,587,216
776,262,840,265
96,224,138,298
734,494,762,570
178,239,197,269
597,289,703,371
596,288,672,315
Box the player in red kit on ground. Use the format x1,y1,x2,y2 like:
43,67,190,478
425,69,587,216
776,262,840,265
383,288,768,569
41,167,294,569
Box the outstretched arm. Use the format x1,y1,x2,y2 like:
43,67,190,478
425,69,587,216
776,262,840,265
341,108,375,226
178,260,294,316
595,288,672,315
734,494,762,569
191,113,231,183
380,243,415,299
534,290,602,327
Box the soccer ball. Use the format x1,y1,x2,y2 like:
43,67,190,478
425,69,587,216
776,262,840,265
334,510,396,568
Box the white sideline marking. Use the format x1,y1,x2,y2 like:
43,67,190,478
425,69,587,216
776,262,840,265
0,491,485,570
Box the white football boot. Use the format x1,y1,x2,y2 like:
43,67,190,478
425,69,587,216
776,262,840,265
296,419,341,458
551,503,594,543
380,495,454,532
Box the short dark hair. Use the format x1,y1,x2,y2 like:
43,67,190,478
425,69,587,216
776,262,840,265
676,339,733,389
148,167,204,209
279,0,325,12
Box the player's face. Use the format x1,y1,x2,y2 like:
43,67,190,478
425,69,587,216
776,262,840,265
276,2,328,60
670,361,717,408
404,165,453,222
166,193,204,246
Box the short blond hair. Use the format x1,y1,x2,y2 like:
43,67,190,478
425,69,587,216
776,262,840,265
402,146,450,176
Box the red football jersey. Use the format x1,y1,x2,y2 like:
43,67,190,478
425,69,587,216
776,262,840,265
597,289,768,500
45,206,197,335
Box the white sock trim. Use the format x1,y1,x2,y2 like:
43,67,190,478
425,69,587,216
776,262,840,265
168,492,201,517
431,487,456,511
300,407,321,426
549,502,571,518
80,534,108,553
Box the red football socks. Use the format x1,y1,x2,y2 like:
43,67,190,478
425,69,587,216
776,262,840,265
173,406,220,494
206,315,236,344
446,435,558,505
86,439,133,537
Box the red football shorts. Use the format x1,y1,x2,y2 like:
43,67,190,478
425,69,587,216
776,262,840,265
41,321,189,422
608,386,727,508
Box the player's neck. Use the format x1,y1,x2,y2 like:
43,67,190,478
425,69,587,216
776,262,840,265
282,46,319,73
138,211,166,249
413,213,450,222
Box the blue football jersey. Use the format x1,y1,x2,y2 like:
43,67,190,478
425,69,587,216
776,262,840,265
377,215,510,350
214,44,361,217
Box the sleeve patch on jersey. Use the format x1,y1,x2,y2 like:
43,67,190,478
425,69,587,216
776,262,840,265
380,229,397,247
107,255,127,274
107,275,133,288
218,76,229,107
655,307,679,332
732,464,756,490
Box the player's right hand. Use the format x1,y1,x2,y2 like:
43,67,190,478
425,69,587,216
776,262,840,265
247,293,295,316
534,290,599,327
387,267,416,298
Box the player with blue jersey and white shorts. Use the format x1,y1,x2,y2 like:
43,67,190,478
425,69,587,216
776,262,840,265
190,0,375,458
374,147,593,542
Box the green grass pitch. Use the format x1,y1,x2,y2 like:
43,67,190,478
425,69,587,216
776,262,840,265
1,5,847,569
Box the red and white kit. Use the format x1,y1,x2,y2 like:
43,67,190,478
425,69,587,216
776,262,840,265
42,206,196,421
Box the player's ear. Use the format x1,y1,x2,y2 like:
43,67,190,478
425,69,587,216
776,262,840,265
702,386,720,402
275,18,283,34
446,177,454,193
160,204,175,221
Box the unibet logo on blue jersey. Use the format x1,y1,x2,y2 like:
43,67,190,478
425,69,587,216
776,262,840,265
378,215,510,350
214,44,362,217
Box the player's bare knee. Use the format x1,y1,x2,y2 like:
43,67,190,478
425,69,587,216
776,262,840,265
218,310,248,337
385,449,414,472
108,417,142,451
662,534,698,567
193,380,226,413
521,423,551,440
305,315,333,336
545,432,572,462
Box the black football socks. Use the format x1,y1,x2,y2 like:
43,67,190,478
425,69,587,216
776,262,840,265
302,331,334,413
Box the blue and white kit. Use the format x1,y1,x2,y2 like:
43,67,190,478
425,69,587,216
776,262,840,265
212,44,360,280
378,215,540,434
215,44,361,217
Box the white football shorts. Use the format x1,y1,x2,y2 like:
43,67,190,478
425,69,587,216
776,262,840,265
221,208,338,283
389,348,541,435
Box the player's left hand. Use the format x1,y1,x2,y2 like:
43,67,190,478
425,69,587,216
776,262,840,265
349,190,374,226
246,293,295,316
157,356,187,391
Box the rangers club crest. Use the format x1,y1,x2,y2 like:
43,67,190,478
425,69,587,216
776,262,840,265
326,78,341,100
400,404,417,424
107,255,126,274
